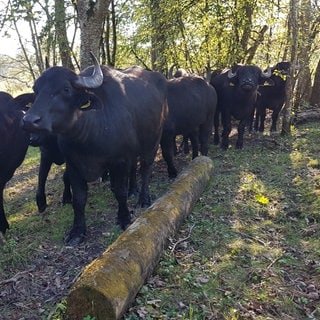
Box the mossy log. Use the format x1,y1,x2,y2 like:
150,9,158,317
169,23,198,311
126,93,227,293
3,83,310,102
67,156,213,320
294,107,320,124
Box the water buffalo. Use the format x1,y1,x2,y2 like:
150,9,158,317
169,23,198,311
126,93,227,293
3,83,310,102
252,61,291,133
22,53,168,245
0,92,34,235
210,65,272,149
161,76,217,178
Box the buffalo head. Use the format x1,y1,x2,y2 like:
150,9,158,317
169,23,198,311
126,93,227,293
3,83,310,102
22,52,103,134
227,65,272,91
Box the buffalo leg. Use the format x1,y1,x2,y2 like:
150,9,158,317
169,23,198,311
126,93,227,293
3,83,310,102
270,107,281,132
62,170,72,205
221,112,231,149
36,155,52,213
108,162,131,230
199,118,214,156
236,118,247,149
0,186,9,234
128,160,138,197
64,169,88,245
213,110,220,145
139,155,156,207
254,107,260,132
182,135,190,154
160,133,177,178
258,108,267,133
248,108,255,133
189,131,199,159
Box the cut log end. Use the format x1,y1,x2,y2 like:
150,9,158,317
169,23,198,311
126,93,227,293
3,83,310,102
68,286,116,320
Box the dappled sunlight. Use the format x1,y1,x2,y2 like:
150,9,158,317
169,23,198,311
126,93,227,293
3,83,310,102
2,122,320,319
233,170,285,219
151,124,320,319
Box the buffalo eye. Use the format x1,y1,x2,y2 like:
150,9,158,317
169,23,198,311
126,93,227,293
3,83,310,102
63,85,72,95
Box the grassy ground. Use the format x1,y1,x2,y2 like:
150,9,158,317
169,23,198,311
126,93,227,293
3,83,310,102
124,123,320,320
1,121,320,319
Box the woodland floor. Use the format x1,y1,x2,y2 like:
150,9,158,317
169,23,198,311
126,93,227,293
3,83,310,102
0,136,188,320
1,116,320,320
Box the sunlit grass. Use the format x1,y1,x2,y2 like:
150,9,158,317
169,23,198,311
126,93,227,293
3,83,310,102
125,122,320,319
2,122,320,319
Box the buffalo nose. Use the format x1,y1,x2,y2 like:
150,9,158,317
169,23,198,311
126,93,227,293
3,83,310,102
22,113,42,131
240,80,255,91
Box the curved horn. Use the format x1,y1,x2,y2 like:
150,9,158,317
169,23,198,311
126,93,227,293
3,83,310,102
227,68,237,79
261,66,272,78
168,63,178,79
73,52,104,89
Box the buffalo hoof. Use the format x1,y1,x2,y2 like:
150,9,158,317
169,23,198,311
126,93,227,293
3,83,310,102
62,187,72,205
62,194,72,205
168,168,177,179
235,142,243,149
0,221,9,235
213,135,220,145
117,216,132,230
128,187,139,198
138,194,151,208
36,195,47,213
64,227,86,246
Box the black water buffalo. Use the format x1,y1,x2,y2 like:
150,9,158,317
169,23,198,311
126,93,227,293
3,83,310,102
161,76,217,178
29,133,72,213
210,65,272,149
0,92,34,234
22,53,168,245
252,61,291,133
173,68,189,78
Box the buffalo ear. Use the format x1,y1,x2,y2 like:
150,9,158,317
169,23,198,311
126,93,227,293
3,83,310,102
259,78,275,86
78,92,103,111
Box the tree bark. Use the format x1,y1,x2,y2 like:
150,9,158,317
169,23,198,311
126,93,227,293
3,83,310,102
310,57,320,106
282,0,298,135
67,156,214,320
149,0,167,73
55,0,74,69
245,25,268,65
76,0,110,69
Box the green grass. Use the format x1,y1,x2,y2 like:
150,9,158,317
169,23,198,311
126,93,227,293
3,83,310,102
123,123,320,320
1,122,320,319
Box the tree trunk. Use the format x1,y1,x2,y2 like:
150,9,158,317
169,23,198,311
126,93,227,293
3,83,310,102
76,0,110,69
310,57,320,106
149,0,167,73
67,156,213,320
293,0,315,110
55,0,74,69
294,65,311,111
282,0,298,135
104,0,116,66
245,25,268,65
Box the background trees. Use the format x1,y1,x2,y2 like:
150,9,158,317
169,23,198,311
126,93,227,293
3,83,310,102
0,0,320,111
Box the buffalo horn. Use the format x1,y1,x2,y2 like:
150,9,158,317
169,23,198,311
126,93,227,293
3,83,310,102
227,68,237,79
261,66,272,78
73,52,104,89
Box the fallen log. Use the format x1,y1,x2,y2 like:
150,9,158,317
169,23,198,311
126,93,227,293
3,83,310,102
67,156,213,320
293,107,320,125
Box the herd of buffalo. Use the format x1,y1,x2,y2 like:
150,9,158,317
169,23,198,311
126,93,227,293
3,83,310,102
0,53,291,245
